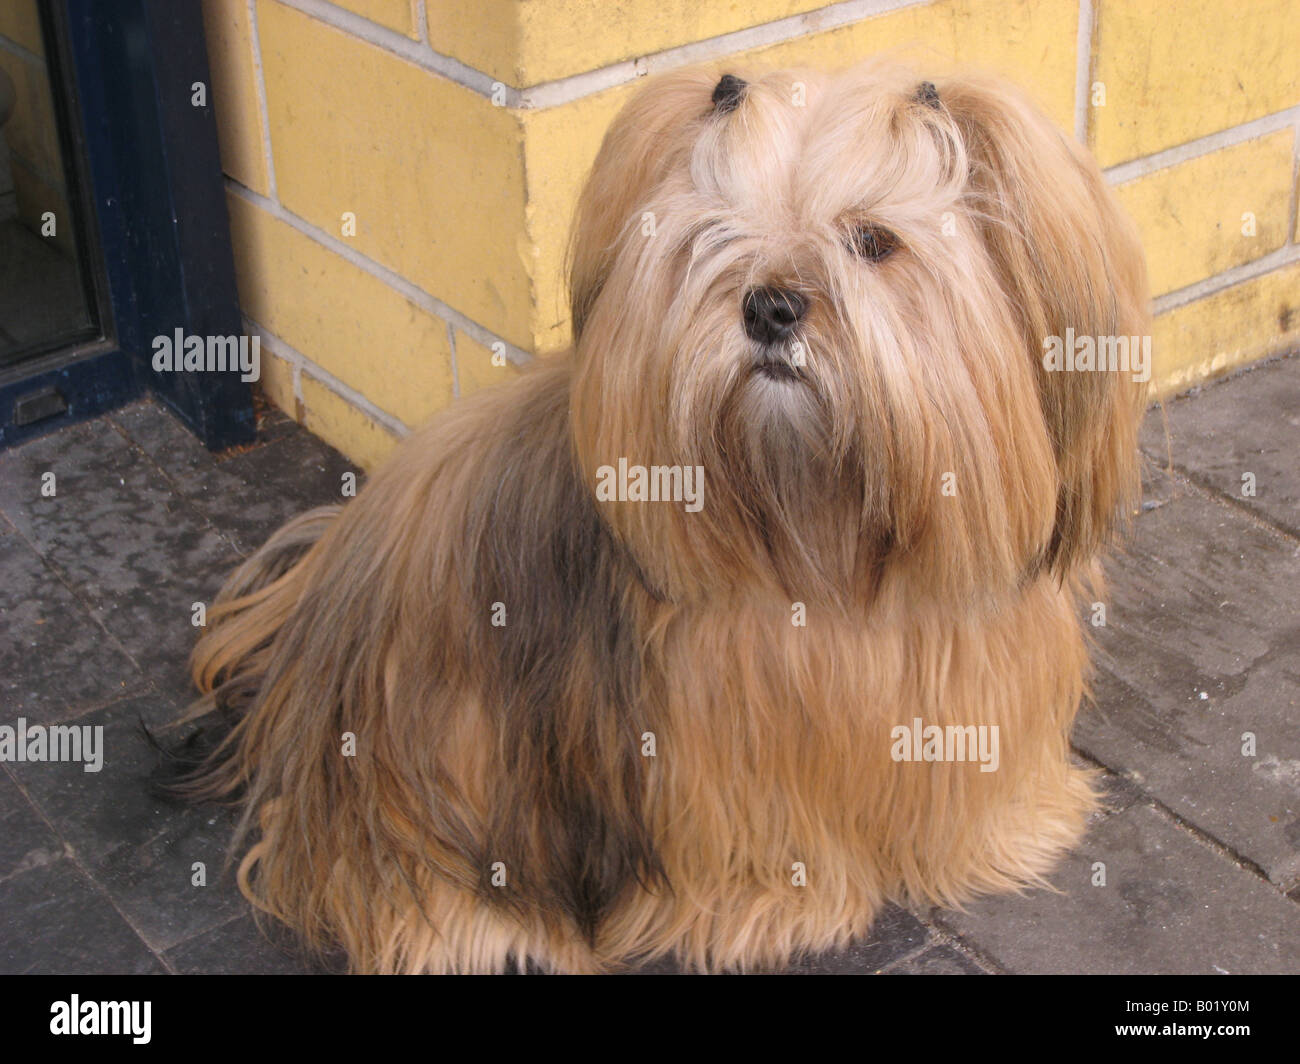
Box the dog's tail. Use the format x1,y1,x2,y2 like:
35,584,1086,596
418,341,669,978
153,505,342,800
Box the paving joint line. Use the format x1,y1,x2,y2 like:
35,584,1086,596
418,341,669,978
0,762,177,974
911,906,1009,974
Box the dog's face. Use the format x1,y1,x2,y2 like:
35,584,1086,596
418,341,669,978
569,62,1148,608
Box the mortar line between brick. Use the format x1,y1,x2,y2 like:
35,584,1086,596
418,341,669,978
224,178,533,365
275,0,931,109
447,320,460,399
1073,0,1094,145
247,0,278,202
1288,110,1300,249
244,317,412,438
1152,245,1300,316
1104,106,1300,186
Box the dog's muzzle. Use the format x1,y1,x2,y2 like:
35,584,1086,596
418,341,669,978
742,286,807,345
743,287,807,381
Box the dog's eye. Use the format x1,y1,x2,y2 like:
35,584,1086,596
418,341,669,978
849,224,899,262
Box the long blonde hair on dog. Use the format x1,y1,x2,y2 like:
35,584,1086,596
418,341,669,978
168,58,1148,973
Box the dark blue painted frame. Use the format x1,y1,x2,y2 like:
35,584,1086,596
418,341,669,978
0,0,253,450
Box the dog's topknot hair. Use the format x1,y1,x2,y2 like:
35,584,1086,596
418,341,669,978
711,73,747,114
915,80,941,108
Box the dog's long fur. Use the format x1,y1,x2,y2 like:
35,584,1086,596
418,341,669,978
172,60,1148,973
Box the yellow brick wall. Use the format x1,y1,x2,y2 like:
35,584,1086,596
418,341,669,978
200,0,1300,469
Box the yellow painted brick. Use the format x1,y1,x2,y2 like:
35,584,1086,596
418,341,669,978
1152,263,1300,396
300,375,402,472
201,0,270,195
747,0,1079,133
332,0,420,38
256,348,297,420
1093,0,1300,167
0,0,44,55
0,49,60,180
426,0,834,87
256,1,531,347
226,191,455,428
522,85,633,354
426,1,518,86
455,329,523,397
1115,131,1295,298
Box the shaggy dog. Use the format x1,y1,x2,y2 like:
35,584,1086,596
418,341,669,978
172,60,1148,973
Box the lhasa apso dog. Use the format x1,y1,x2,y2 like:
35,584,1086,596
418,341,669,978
172,60,1148,973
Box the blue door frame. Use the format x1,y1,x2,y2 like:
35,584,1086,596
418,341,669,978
0,0,254,450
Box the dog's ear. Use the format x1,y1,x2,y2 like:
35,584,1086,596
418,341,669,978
942,75,1149,575
568,69,729,342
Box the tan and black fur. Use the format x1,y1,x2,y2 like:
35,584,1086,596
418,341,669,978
170,59,1148,973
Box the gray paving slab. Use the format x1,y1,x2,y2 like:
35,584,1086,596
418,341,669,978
164,914,337,975
5,690,246,952
1080,465,1300,889
623,906,929,973
110,397,356,556
0,417,241,697
782,904,930,973
0,524,145,723
938,803,1300,974
883,944,987,974
0,769,64,884
1141,354,1300,536
0,857,164,974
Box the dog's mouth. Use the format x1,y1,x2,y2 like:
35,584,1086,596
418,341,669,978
750,346,806,384
753,362,802,383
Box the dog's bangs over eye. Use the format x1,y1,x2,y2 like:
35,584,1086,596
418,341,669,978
849,224,899,262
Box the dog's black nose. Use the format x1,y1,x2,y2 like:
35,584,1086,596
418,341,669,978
742,287,806,345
